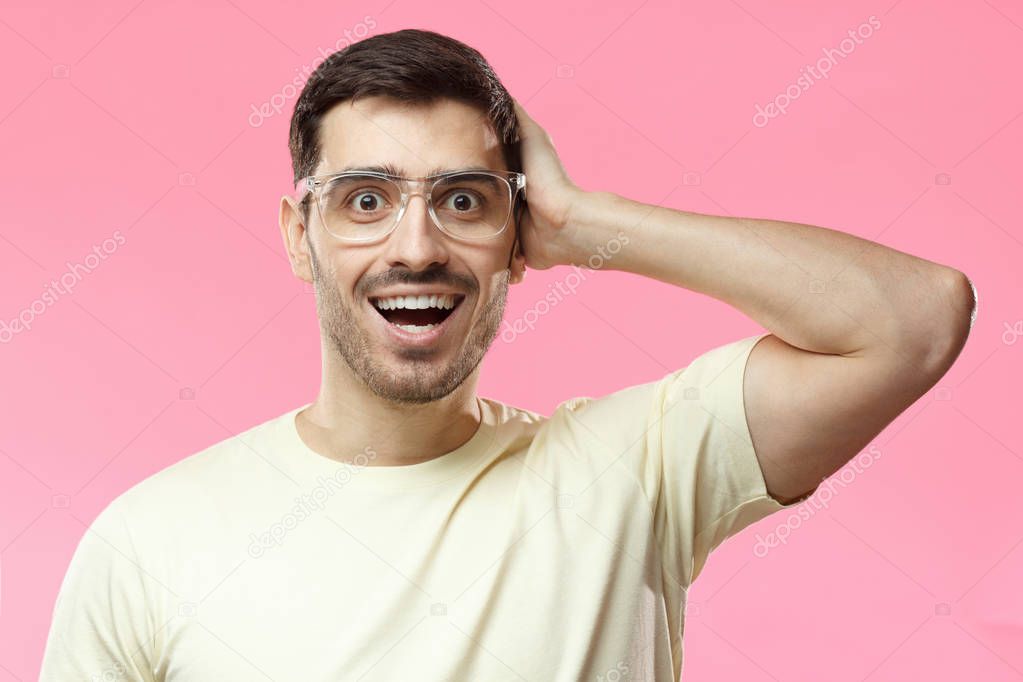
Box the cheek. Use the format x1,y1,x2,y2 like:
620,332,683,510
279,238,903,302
477,267,512,309
466,251,511,296
477,234,516,272
324,250,376,298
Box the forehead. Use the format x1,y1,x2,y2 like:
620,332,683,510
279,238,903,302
315,96,506,176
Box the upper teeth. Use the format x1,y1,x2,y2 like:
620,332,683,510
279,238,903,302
373,294,457,311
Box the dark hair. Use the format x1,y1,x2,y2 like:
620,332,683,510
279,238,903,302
288,29,522,190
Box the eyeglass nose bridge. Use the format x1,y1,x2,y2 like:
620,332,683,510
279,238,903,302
391,177,445,235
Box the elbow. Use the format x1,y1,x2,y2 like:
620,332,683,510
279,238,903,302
919,268,975,376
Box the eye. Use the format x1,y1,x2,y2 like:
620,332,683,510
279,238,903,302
439,190,483,212
349,190,389,213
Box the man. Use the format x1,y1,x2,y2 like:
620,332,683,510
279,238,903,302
41,28,974,681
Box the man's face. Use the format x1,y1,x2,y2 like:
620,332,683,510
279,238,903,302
293,96,524,404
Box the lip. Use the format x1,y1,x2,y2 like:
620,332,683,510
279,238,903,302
365,294,467,349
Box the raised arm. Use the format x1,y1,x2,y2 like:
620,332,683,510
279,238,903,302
511,99,976,504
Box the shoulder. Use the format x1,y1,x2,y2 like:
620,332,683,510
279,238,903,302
501,333,768,468
99,406,297,526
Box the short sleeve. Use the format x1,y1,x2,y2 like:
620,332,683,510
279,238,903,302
39,498,159,682
545,332,811,592
655,332,806,587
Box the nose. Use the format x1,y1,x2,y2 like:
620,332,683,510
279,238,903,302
382,192,449,271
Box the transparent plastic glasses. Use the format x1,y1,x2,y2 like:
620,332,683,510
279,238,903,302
295,169,526,243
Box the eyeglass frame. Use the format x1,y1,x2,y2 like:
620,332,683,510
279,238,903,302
293,168,527,243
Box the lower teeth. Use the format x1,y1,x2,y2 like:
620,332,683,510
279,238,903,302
395,323,438,333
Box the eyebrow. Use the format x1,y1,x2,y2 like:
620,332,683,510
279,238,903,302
336,163,496,177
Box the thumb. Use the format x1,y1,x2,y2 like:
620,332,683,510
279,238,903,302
513,98,552,147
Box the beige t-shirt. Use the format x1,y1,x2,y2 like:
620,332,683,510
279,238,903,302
40,332,804,681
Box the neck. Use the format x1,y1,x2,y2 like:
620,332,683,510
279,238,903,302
296,353,482,467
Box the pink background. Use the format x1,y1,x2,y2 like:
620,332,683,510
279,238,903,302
2,0,1021,679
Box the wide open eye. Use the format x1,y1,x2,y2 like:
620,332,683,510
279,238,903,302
349,190,390,214
438,190,483,213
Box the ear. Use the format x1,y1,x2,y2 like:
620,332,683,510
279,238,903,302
279,195,314,286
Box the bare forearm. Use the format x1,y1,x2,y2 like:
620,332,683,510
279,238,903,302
558,191,973,366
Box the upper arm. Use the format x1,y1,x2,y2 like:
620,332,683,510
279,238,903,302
742,328,963,503
743,269,974,502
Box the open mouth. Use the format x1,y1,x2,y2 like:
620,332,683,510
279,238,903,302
369,293,464,334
